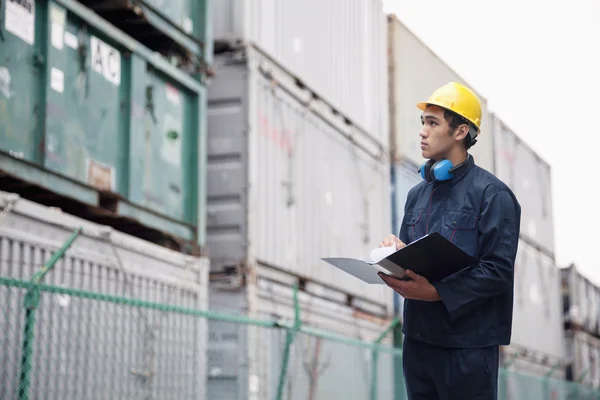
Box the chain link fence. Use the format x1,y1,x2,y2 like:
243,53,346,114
0,223,598,399
1,275,600,400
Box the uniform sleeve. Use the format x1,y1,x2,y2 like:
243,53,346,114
431,188,521,321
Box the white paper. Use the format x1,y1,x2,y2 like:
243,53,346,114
51,22,64,50
50,68,64,94
368,245,396,264
64,31,79,49
6,0,35,45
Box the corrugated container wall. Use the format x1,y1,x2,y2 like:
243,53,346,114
0,0,207,246
387,15,494,174
207,48,393,312
565,329,600,389
509,238,565,364
0,191,209,399
211,0,389,146
491,114,555,255
562,264,600,337
208,265,395,400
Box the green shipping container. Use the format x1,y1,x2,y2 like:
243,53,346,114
79,0,212,71
0,0,206,246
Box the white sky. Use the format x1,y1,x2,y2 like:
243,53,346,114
383,0,600,284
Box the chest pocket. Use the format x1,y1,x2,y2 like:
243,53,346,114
444,210,479,257
404,209,425,243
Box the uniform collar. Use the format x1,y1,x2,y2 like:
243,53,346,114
451,153,474,185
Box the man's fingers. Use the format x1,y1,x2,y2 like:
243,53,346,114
405,270,425,282
396,239,406,250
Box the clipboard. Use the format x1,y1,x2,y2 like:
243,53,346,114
321,232,477,284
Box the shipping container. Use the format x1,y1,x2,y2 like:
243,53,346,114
0,0,207,249
207,48,393,311
491,113,555,255
0,190,209,399
390,160,422,317
565,329,600,389
211,0,389,146
387,15,495,174
562,264,600,337
76,0,213,71
207,264,396,400
510,238,566,363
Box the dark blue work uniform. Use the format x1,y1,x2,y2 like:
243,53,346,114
399,154,521,400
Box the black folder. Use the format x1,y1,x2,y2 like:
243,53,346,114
379,232,477,282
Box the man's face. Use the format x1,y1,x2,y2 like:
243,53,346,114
419,105,459,160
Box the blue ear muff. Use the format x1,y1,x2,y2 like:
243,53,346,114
419,159,457,182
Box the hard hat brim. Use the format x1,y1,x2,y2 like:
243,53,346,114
416,101,481,133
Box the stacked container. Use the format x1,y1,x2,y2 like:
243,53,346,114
489,114,567,379
0,191,210,399
0,0,212,251
211,0,389,147
562,264,600,389
205,36,394,398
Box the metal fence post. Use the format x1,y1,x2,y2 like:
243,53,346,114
370,317,400,400
275,283,301,400
17,228,82,400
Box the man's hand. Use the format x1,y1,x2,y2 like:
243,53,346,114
379,234,406,251
378,270,441,302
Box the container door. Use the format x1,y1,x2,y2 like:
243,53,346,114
43,3,127,194
131,66,191,223
0,0,42,162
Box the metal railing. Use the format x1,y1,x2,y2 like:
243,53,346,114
1,231,599,399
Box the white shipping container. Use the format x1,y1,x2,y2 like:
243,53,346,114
387,15,495,174
566,329,600,389
510,238,565,363
207,265,396,400
562,264,600,337
491,114,555,255
212,0,389,145
207,48,393,312
0,191,209,400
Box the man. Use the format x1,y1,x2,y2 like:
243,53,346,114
379,82,521,399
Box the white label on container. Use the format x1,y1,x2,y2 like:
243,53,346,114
90,36,121,86
161,113,182,166
50,3,66,24
50,67,64,94
51,22,64,50
0,67,12,98
183,17,193,34
165,84,180,105
64,31,79,49
5,0,35,45
86,159,115,191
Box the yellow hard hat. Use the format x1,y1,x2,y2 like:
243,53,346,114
417,82,482,133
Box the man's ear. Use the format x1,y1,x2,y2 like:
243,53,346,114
454,124,469,142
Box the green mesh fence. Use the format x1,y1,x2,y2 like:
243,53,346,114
2,276,600,400
0,226,599,399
